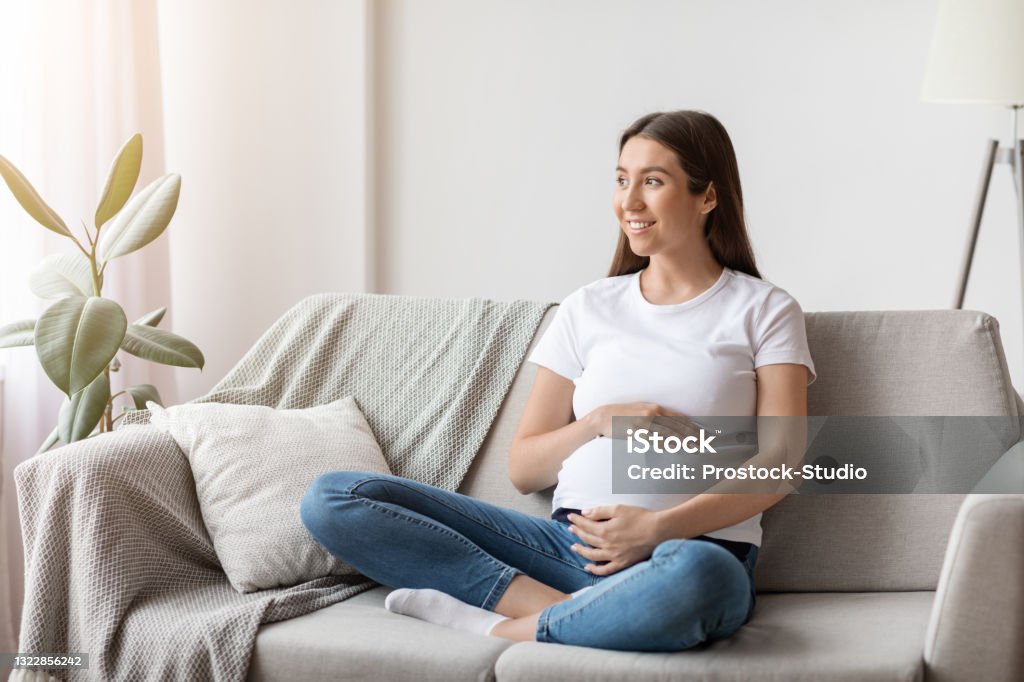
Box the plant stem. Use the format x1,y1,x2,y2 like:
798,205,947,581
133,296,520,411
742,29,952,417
89,228,102,297
103,366,112,431
81,219,94,247
67,230,92,261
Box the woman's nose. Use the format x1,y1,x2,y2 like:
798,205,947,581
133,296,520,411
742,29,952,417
622,185,645,211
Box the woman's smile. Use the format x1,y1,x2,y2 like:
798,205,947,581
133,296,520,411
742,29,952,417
627,220,656,234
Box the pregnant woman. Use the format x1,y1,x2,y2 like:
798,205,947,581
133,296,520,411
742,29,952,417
300,109,815,652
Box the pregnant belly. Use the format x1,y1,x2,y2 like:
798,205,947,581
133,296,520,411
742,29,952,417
554,437,696,512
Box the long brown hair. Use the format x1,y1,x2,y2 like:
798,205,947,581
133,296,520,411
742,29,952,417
607,110,762,279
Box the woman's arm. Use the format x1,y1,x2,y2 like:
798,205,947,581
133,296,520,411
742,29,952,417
649,363,809,542
508,368,694,495
508,366,596,495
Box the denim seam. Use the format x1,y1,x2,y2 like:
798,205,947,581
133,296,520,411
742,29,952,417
715,614,749,640
347,493,524,606
710,575,756,641
481,566,519,612
535,603,551,642
346,475,588,573
538,548,679,641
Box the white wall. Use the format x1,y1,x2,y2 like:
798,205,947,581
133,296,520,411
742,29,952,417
158,0,1024,395
157,0,374,401
374,0,1023,387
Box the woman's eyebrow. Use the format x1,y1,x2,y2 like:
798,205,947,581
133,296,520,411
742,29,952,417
615,165,672,175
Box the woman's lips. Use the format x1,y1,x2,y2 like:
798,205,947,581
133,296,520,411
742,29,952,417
627,220,655,233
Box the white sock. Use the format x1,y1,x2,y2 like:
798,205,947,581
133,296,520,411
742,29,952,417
571,585,594,598
384,588,509,636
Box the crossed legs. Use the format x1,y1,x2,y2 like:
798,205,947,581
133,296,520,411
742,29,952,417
300,471,756,650
489,575,575,640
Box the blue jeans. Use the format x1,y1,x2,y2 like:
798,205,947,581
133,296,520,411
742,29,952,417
300,471,758,652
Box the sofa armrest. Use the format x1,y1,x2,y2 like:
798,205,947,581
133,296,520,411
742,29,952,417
924,494,1024,682
970,440,1024,493
15,423,191,533
14,424,217,655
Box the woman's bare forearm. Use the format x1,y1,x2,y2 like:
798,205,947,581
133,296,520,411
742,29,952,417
509,414,599,495
652,491,787,543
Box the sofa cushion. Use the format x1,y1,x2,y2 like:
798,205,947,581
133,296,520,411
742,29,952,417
755,494,964,592
247,585,514,681
804,310,1017,417
148,396,391,592
493,592,933,682
757,310,1019,591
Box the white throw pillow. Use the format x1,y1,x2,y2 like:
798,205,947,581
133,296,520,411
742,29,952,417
146,396,390,593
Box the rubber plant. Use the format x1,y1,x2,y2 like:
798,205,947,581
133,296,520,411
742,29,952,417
0,134,204,454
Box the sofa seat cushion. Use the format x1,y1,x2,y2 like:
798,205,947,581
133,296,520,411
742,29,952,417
247,585,513,681
493,592,933,682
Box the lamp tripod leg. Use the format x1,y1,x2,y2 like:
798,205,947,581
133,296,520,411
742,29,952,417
1015,137,1024,350
955,140,1000,309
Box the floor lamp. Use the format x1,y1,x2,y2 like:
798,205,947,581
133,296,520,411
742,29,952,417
922,0,1024,315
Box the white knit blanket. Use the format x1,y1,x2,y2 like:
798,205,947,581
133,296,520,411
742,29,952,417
12,293,552,681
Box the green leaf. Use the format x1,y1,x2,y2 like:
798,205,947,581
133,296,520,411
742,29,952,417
58,372,110,443
28,252,98,298
34,296,127,395
125,383,162,409
0,154,72,237
133,306,166,327
120,323,204,369
36,426,60,455
0,319,36,348
95,133,143,229
97,173,180,263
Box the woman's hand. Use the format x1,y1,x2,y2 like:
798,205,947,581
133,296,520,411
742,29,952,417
585,402,703,440
567,504,661,576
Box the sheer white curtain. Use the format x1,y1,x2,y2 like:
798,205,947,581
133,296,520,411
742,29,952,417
0,0,177,651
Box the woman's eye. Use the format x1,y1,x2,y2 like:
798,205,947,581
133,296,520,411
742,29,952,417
616,176,662,186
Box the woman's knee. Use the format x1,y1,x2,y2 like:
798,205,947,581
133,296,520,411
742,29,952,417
299,470,391,536
660,539,748,588
653,539,753,639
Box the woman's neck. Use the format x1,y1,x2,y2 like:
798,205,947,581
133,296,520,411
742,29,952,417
640,254,724,306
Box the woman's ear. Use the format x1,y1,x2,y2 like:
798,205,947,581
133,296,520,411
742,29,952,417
701,181,718,214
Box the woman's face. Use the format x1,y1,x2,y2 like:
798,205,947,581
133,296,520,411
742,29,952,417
613,135,716,259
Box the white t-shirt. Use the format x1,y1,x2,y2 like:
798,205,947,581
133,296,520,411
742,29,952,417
526,266,816,546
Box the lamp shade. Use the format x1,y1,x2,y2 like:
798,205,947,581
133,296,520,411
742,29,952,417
922,0,1024,104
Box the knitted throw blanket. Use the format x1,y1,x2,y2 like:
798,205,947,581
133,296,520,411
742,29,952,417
12,293,552,681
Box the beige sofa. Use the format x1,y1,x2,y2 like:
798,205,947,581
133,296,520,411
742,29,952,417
246,307,1024,682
